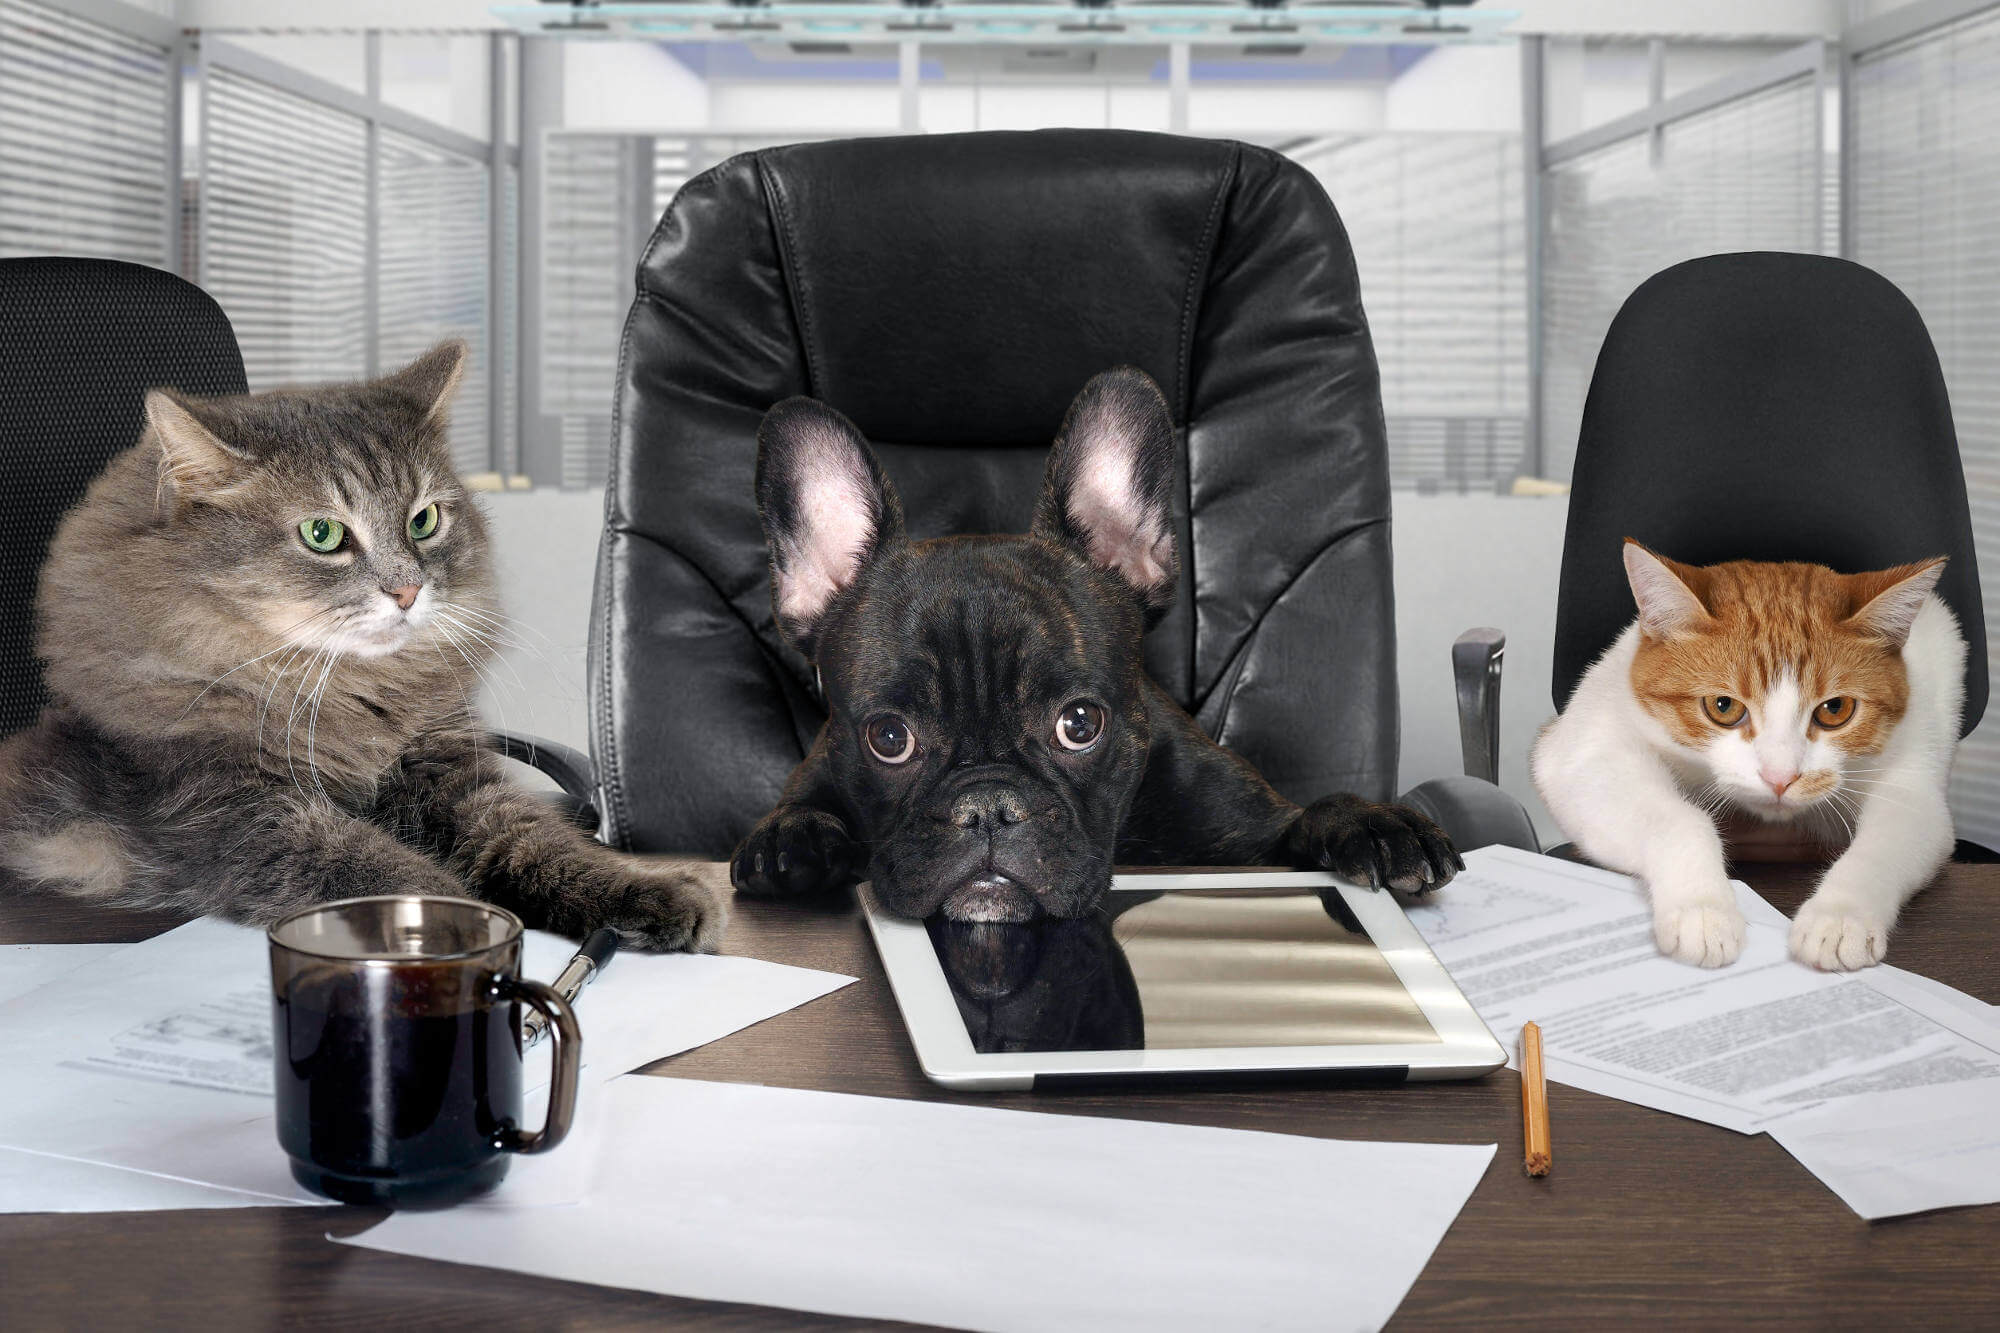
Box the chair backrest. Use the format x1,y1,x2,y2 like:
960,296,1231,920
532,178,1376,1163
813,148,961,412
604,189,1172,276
592,129,1398,855
0,258,247,738
1554,251,1987,736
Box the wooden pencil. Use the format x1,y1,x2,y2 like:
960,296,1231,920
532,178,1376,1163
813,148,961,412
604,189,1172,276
1521,1021,1551,1177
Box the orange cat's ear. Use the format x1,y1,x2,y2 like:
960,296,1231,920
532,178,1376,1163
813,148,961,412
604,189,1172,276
1623,539,1711,638
1844,557,1947,647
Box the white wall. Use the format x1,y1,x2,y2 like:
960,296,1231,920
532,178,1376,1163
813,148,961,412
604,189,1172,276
477,489,1568,841
1383,45,1522,132
564,41,708,130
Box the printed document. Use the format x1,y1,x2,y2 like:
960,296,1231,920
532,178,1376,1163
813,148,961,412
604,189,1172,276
1405,847,2000,1134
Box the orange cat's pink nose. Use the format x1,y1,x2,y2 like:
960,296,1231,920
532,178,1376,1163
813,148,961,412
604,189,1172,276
387,584,422,611
1761,767,1799,797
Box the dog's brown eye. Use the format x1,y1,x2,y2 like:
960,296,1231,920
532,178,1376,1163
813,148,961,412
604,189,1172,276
1055,701,1105,752
1815,697,1856,729
864,714,915,764
1702,695,1746,727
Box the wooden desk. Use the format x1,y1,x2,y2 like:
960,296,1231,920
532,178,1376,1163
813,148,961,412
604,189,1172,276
2,862,1997,1329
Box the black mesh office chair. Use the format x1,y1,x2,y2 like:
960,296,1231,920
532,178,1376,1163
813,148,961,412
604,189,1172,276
1554,251,1990,858
584,129,1536,860
0,256,589,813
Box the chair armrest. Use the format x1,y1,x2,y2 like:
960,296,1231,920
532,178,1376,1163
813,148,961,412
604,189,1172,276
486,730,597,805
1399,775,1540,855
1452,627,1505,785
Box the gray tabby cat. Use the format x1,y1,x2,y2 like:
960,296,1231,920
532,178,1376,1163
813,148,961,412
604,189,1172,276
0,341,722,949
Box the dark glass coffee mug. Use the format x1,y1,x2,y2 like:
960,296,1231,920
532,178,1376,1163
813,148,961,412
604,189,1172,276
267,895,581,1208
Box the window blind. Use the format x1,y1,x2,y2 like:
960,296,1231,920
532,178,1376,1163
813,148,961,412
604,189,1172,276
540,132,634,489
1542,77,1825,484
539,131,836,489
200,67,368,388
377,126,490,476
1293,133,1529,493
1851,10,2000,850
0,0,170,266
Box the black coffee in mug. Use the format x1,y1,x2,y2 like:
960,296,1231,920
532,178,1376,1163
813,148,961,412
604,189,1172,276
267,896,580,1208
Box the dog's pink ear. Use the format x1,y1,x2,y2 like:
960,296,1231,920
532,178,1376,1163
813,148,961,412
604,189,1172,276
755,397,904,658
1032,367,1180,616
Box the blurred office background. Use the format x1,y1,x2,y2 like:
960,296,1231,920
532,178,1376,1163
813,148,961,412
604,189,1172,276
1,0,1993,844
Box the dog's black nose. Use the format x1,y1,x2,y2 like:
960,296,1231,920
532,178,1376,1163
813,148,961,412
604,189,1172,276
948,783,1029,830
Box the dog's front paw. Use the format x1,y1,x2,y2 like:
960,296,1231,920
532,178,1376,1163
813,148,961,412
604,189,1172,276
1789,895,1890,971
1654,896,1744,968
601,862,728,953
731,807,864,899
1286,794,1463,893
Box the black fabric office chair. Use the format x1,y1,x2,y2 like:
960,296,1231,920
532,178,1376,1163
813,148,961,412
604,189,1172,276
1554,251,1991,857
586,129,1535,860
0,257,590,818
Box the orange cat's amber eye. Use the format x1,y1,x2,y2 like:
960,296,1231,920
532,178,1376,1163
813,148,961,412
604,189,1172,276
1815,697,1856,729
1702,695,1747,727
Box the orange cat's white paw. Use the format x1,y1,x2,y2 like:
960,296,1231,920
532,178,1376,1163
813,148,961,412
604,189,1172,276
1789,899,1889,971
1654,899,1745,968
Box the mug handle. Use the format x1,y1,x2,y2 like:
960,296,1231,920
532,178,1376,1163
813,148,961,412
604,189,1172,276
494,975,580,1155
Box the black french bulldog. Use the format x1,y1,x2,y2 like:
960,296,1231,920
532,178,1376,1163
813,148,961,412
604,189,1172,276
730,367,1462,923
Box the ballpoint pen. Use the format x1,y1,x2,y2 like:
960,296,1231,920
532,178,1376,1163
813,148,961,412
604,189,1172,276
524,926,619,1047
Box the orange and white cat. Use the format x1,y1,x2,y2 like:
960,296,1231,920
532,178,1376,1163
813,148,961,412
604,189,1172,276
1532,541,1965,972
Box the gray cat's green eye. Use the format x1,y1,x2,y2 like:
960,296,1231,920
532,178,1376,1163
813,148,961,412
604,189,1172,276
408,503,441,542
299,518,346,553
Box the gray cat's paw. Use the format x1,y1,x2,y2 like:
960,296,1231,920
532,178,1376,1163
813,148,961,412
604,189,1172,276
602,863,728,953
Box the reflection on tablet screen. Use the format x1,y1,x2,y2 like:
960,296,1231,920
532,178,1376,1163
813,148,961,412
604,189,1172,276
928,889,1441,1055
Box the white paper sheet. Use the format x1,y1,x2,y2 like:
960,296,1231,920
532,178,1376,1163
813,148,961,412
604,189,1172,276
0,1145,292,1214
0,918,853,1211
343,1076,1494,1333
0,942,126,1008
1768,1078,2000,1219
1406,848,2000,1134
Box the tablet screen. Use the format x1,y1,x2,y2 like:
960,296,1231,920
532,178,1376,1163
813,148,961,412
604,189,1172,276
927,888,1442,1054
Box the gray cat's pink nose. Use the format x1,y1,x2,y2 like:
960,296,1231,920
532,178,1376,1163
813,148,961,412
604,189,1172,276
387,584,422,611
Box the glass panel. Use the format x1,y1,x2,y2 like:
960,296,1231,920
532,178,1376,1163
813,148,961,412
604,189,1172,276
0,0,170,266
1852,10,2000,849
380,33,492,142
1542,76,1823,483
201,67,368,388
1295,132,1529,492
377,127,492,476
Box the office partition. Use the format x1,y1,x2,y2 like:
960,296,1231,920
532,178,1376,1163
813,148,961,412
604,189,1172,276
1847,0,2000,849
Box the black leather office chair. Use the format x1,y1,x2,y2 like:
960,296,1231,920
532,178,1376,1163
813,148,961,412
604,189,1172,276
1554,251,1990,857
586,129,1535,860
0,256,589,816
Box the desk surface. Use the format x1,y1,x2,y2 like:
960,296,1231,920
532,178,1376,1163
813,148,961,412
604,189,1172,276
2,861,1997,1330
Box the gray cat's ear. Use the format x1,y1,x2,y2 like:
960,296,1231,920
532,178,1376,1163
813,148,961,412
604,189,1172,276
1844,557,1947,646
147,388,253,498
385,339,466,427
1623,539,1711,638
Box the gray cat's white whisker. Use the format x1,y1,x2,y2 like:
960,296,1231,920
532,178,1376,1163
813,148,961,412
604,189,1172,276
303,651,342,804
434,609,527,693
177,607,342,721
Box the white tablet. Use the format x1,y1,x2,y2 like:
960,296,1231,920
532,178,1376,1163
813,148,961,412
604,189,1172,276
862,870,1506,1091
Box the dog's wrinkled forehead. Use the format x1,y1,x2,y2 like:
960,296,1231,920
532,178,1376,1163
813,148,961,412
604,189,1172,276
832,539,1132,717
